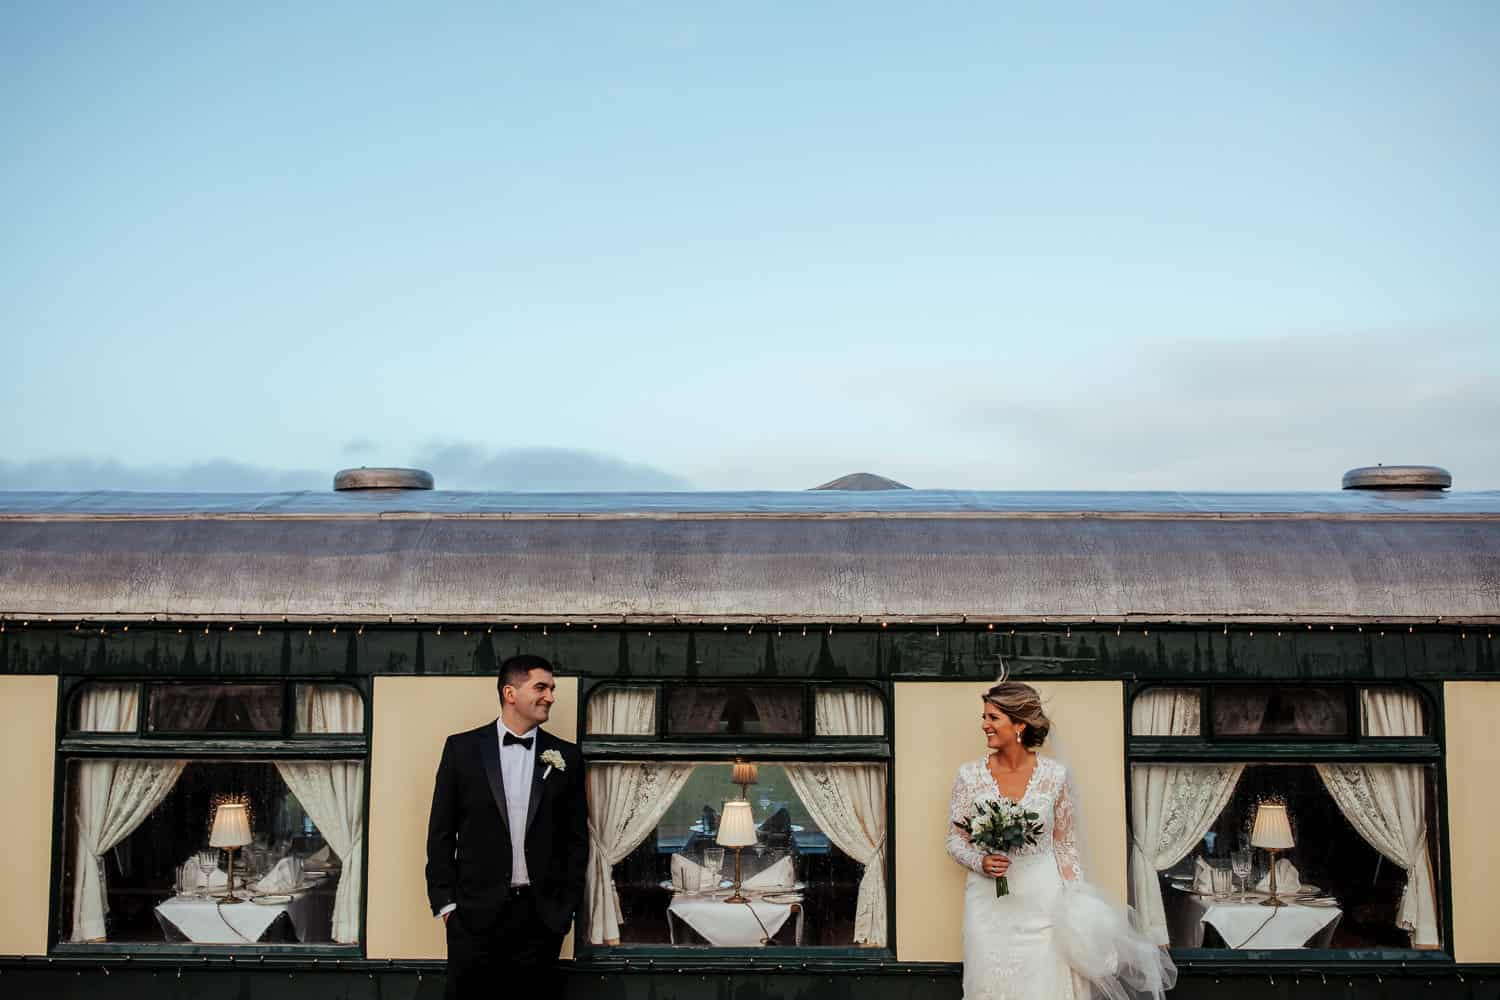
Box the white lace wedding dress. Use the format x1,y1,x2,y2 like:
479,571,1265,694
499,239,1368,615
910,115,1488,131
947,755,1175,1000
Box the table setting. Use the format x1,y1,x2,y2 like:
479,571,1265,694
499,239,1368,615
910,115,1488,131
664,852,805,946
154,848,338,944
1167,855,1342,949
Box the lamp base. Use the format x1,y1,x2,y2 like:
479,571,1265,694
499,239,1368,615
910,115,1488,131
218,847,245,904
1259,895,1288,907
723,892,748,904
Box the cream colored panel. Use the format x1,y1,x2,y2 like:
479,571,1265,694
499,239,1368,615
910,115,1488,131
0,676,58,956
1445,681,1500,962
894,680,1125,962
366,676,580,960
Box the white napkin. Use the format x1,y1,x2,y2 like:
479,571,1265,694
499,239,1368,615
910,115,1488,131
1255,857,1302,894
742,855,795,891
671,853,707,891
306,844,333,867
255,857,301,893
1192,856,1213,894
181,860,228,893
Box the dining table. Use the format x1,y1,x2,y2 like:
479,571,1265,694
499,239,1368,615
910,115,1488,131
1168,884,1341,949
154,872,337,944
665,883,805,947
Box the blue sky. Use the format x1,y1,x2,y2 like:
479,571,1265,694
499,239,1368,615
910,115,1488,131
3,2,1497,491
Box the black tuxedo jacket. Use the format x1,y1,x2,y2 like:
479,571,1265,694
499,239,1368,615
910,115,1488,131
425,722,587,936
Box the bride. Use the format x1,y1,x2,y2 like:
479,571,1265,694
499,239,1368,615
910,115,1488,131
947,680,1176,1000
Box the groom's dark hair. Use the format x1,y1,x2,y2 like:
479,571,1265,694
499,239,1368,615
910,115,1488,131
498,654,554,697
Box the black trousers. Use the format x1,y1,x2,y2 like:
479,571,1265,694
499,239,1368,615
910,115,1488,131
444,888,565,1000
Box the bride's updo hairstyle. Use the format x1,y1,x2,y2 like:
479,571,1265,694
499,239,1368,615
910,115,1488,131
983,681,1051,749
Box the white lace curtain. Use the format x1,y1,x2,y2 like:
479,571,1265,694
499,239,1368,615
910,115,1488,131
1315,689,1439,947
585,688,692,944
70,684,194,941
784,687,888,945
1128,687,1243,946
276,685,366,943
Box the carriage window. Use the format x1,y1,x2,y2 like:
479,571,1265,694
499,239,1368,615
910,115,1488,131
57,681,367,950
665,685,804,736
584,683,889,950
1212,685,1349,737
69,682,142,733
1129,686,1202,736
588,761,885,948
148,683,284,733
1128,684,1442,954
61,758,364,946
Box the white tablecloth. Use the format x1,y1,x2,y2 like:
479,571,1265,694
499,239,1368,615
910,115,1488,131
668,890,803,947
1170,887,1341,949
155,885,333,944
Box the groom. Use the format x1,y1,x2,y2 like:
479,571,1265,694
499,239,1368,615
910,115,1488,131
425,654,587,998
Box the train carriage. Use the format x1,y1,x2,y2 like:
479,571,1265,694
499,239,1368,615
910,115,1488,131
2,465,1498,999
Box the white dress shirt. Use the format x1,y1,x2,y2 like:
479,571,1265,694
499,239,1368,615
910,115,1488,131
436,720,538,919
498,720,538,887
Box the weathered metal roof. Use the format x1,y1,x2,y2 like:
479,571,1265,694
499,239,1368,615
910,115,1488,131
2,489,1498,623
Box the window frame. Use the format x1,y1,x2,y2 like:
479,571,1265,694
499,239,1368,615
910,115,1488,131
49,677,372,958
1124,679,1453,965
576,678,895,960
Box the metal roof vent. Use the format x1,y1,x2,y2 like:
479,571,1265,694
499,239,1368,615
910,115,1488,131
333,467,435,491
1341,465,1451,491
810,472,912,491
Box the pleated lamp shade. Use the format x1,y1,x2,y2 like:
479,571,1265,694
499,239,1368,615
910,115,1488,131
1250,801,1294,850
209,803,253,848
716,800,758,848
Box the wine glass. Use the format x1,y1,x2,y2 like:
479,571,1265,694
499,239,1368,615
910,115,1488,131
195,849,219,899
1230,849,1253,903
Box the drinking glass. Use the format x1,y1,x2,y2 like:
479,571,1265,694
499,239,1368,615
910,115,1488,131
1230,849,1253,903
703,847,725,889
195,849,219,899
1211,863,1233,901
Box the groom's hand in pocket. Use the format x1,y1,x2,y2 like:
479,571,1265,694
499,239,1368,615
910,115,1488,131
982,854,1011,877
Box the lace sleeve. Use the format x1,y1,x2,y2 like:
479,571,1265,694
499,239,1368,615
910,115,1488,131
1052,765,1084,881
946,765,987,875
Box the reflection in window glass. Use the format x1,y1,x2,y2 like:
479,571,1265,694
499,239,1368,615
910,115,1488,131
587,761,887,947
147,684,284,733
1130,762,1440,950
69,683,142,733
665,686,804,736
1130,687,1203,736
62,758,364,946
1212,686,1349,737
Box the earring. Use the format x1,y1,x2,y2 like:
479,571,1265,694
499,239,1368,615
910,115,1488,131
1015,732,1022,743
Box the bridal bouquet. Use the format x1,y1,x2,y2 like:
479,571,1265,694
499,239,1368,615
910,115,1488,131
959,798,1044,897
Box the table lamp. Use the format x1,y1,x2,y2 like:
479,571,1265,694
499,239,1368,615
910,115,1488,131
716,799,757,904
1250,800,1294,908
731,759,759,800
209,802,253,904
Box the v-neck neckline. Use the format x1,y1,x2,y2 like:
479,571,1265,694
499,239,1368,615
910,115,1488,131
985,752,1042,804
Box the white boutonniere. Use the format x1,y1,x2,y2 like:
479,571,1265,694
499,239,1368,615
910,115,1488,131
540,748,565,780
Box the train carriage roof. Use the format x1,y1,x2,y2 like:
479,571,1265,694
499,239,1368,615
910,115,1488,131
2,489,1498,624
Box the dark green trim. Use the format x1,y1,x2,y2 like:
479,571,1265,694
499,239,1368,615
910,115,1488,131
6,624,1499,682
581,739,890,760
1127,738,1440,762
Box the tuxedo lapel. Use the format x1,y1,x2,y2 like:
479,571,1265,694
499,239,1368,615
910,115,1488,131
479,722,510,836
524,730,550,837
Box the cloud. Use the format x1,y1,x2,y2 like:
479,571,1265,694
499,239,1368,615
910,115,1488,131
0,458,325,492
944,329,1500,490
412,443,692,491
0,447,693,493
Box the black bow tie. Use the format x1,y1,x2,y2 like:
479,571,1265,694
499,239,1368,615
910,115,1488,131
503,732,534,750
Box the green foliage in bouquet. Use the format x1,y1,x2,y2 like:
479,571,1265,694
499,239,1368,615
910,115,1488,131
958,798,1044,896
